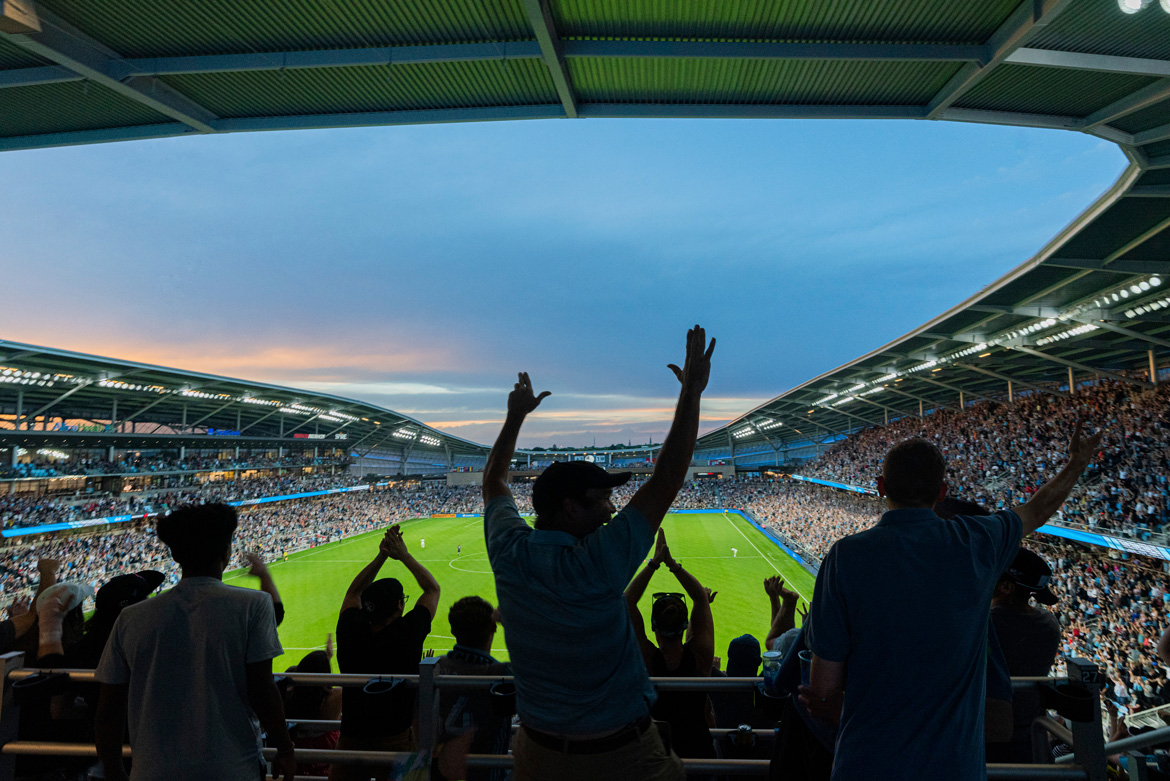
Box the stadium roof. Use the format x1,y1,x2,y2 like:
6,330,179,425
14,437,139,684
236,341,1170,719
0,0,1167,163
0,339,490,463
696,159,1170,458
3,0,1170,464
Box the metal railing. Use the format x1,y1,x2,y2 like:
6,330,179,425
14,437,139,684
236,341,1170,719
0,653,1112,780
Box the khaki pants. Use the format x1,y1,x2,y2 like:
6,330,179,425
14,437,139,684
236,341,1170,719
512,723,685,781
329,728,416,781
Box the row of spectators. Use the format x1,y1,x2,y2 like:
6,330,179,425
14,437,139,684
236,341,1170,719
804,379,1170,539
0,473,361,530
0,451,348,480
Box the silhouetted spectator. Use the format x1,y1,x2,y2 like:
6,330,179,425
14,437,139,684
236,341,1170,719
332,524,440,781
482,327,714,781
987,548,1063,763
281,645,342,778
802,425,1102,780
94,502,295,781
435,596,511,781
626,530,716,763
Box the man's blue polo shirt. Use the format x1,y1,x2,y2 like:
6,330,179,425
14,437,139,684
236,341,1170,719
804,507,1022,781
485,493,657,734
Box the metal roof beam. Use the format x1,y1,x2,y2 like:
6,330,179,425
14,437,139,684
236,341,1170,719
281,413,321,437
1043,258,1168,273
566,40,986,62
1006,48,1170,78
238,407,282,434
1070,317,1170,350
926,0,1076,118
938,107,1083,132
1083,78,1170,129
1128,185,1170,197
584,103,924,120
952,363,1058,396
883,384,951,413
120,393,172,423
22,381,91,422
1012,346,1153,388
1134,122,1170,146
0,123,194,152
1149,154,1170,170
212,104,562,134
118,42,541,77
186,398,238,429
811,406,883,429
521,0,576,118
0,9,217,133
0,64,80,88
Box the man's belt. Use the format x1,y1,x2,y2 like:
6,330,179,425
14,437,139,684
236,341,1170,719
522,716,654,755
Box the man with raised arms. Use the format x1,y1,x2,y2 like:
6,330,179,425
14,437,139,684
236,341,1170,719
482,326,715,781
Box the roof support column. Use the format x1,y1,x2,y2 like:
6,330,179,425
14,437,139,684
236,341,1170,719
111,398,117,434
1151,350,1159,385
14,389,22,433
919,399,923,416
959,390,964,409
1008,381,1013,403
1069,367,1075,394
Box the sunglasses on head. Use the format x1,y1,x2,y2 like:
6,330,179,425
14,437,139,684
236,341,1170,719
652,592,686,603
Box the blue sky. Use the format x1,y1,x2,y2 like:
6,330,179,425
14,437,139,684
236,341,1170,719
0,118,1126,446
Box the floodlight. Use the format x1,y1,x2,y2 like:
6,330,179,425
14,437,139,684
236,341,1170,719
1151,277,1163,286
1119,0,1145,12
1140,281,1151,291
1162,0,1170,12
1130,285,1142,294
1121,289,1130,298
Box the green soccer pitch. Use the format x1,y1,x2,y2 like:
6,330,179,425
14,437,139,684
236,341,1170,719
225,511,814,671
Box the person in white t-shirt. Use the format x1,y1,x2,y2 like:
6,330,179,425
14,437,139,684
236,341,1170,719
95,503,296,781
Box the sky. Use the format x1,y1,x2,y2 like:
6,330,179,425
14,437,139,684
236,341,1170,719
0,118,1127,447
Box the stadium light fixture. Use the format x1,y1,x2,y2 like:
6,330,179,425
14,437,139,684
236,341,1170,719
1152,277,1163,287
1118,0,1150,12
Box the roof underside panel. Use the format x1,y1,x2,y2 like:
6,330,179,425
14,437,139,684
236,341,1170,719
36,0,534,56
570,58,961,104
0,37,47,69
551,0,1020,44
953,65,1159,118
1027,0,1170,61
1113,100,1170,136
161,60,558,117
1051,199,1170,260
1145,139,1170,159
1139,169,1170,187
0,80,169,138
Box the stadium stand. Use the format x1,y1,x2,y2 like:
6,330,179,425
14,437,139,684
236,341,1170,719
4,0,1170,776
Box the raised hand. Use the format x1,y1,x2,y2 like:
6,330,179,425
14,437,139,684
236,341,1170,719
667,324,716,396
325,633,334,659
705,587,718,604
381,526,409,561
797,602,809,624
36,559,60,578
1069,419,1105,466
764,576,781,598
652,529,671,565
244,552,269,578
508,372,551,417
777,579,799,603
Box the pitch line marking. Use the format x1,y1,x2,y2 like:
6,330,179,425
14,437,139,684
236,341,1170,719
721,513,811,603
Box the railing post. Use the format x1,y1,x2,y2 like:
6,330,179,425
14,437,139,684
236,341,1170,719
0,652,27,781
1064,657,1106,781
417,657,440,781
1127,750,1150,781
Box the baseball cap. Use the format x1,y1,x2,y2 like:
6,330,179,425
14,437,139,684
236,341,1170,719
726,634,762,677
361,578,405,617
95,571,165,613
1004,548,1058,605
532,461,632,519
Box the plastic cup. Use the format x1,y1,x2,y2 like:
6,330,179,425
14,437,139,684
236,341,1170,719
798,650,813,687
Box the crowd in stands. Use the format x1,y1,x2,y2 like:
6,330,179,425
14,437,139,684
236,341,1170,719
804,379,1170,539
0,451,348,480
0,472,362,530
